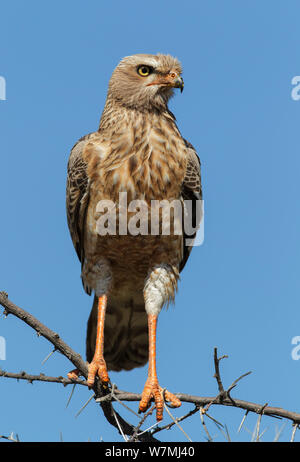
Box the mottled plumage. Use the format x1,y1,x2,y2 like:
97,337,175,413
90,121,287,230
66,54,202,420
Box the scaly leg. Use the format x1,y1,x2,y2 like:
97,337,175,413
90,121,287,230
86,294,109,387
67,294,109,387
139,314,181,421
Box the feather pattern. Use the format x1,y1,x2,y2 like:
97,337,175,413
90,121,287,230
66,54,202,371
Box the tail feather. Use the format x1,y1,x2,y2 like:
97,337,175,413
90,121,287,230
86,294,149,371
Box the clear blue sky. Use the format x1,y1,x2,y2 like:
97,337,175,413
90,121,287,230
1,0,300,442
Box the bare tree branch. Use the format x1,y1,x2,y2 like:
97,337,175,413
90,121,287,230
0,369,87,386
1,291,300,442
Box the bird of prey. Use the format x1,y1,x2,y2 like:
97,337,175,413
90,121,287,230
66,53,202,421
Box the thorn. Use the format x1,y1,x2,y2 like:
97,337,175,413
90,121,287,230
238,410,249,433
75,393,95,418
66,383,76,408
41,349,56,365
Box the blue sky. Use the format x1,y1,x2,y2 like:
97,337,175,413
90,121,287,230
0,0,300,442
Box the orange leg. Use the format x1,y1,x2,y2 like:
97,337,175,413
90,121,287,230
86,294,109,387
139,314,181,421
68,295,109,387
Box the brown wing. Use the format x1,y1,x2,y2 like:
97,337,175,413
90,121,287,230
66,133,93,288
180,139,203,272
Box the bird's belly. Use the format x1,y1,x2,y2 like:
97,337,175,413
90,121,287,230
83,233,182,294
82,140,186,293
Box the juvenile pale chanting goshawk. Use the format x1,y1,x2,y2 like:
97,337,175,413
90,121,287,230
66,53,202,421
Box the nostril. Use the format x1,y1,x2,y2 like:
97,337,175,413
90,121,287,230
170,73,176,78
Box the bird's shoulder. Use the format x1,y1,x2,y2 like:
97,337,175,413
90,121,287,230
66,131,99,265
67,132,100,171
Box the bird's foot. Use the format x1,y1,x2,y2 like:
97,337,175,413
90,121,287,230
86,356,109,388
139,376,181,421
67,368,81,380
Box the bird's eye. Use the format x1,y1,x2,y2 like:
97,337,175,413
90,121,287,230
137,65,152,77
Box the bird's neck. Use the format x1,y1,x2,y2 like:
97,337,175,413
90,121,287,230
98,97,174,133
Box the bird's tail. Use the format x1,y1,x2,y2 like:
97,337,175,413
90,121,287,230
86,294,149,371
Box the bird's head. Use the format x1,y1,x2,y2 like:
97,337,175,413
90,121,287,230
107,53,183,111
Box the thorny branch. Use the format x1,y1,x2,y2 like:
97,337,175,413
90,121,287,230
0,291,158,442
1,291,300,442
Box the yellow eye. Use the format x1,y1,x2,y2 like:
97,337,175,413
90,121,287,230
137,65,152,77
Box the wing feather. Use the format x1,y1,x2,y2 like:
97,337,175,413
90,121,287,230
180,140,203,272
66,134,92,266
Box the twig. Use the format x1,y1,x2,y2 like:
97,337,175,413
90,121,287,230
0,292,88,377
0,369,87,386
129,404,156,442
213,347,228,394
227,371,252,395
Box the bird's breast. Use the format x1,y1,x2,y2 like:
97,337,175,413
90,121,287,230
93,119,188,203
82,117,187,288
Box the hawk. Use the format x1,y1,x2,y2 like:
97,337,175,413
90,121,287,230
66,54,202,421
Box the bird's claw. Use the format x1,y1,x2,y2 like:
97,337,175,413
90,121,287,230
87,356,109,388
67,368,81,381
139,377,181,421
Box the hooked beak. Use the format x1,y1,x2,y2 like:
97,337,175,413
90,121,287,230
147,72,184,93
173,75,184,93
